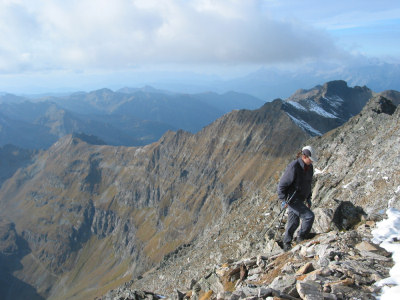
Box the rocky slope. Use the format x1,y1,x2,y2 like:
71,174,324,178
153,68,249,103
310,95,400,215
102,222,392,300
101,95,400,299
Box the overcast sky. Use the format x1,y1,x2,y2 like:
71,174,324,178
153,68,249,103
0,0,399,93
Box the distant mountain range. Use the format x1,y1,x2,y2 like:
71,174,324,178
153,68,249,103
0,88,264,149
2,81,399,151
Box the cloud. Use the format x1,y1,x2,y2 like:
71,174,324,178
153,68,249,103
0,0,346,73
263,0,400,59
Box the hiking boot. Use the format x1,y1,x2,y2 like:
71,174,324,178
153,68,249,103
297,233,316,243
283,242,291,251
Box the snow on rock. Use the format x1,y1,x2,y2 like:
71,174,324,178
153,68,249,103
286,101,307,111
314,166,329,176
372,208,400,299
323,95,344,110
286,113,321,136
307,99,338,118
314,168,324,175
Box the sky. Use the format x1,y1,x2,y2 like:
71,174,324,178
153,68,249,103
0,0,399,94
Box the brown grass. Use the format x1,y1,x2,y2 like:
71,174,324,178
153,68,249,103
199,290,214,300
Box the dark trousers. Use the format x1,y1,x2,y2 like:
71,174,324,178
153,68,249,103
283,200,315,244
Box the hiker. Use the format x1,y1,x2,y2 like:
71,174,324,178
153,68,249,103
277,145,317,251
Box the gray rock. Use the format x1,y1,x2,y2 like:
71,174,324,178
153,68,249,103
296,281,324,300
217,291,232,300
359,250,392,261
269,275,298,297
313,208,334,233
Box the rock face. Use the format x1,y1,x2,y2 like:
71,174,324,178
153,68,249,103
311,95,400,215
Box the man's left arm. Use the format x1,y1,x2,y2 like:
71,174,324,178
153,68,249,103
307,167,313,208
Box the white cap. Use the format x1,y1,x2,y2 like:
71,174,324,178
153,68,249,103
302,145,318,162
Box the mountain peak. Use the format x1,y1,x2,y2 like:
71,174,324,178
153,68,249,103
321,79,349,96
93,88,114,94
282,80,374,136
50,133,106,154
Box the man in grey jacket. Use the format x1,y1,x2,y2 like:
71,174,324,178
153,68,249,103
277,146,317,251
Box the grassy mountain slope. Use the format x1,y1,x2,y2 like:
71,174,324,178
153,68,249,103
0,99,308,299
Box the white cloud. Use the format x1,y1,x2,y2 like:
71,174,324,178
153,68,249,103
0,0,344,73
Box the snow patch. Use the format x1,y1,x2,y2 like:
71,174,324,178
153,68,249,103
314,166,327,175
308,100,338,118
395,186,400,194
342,182,352,189
286,101,307,111
286,113,321,136
323,95,344,110
372,208,400,299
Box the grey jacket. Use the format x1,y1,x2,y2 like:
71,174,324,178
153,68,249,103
277,158,313,204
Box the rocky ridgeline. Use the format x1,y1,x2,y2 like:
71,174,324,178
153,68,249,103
100,218,392,300
99,95,400,300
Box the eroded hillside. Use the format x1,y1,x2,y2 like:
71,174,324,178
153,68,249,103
0,99,308,299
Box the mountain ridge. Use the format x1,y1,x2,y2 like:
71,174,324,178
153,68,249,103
105,94,400,300
0,96,309,299
0,89,264,149
0,81,399,299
